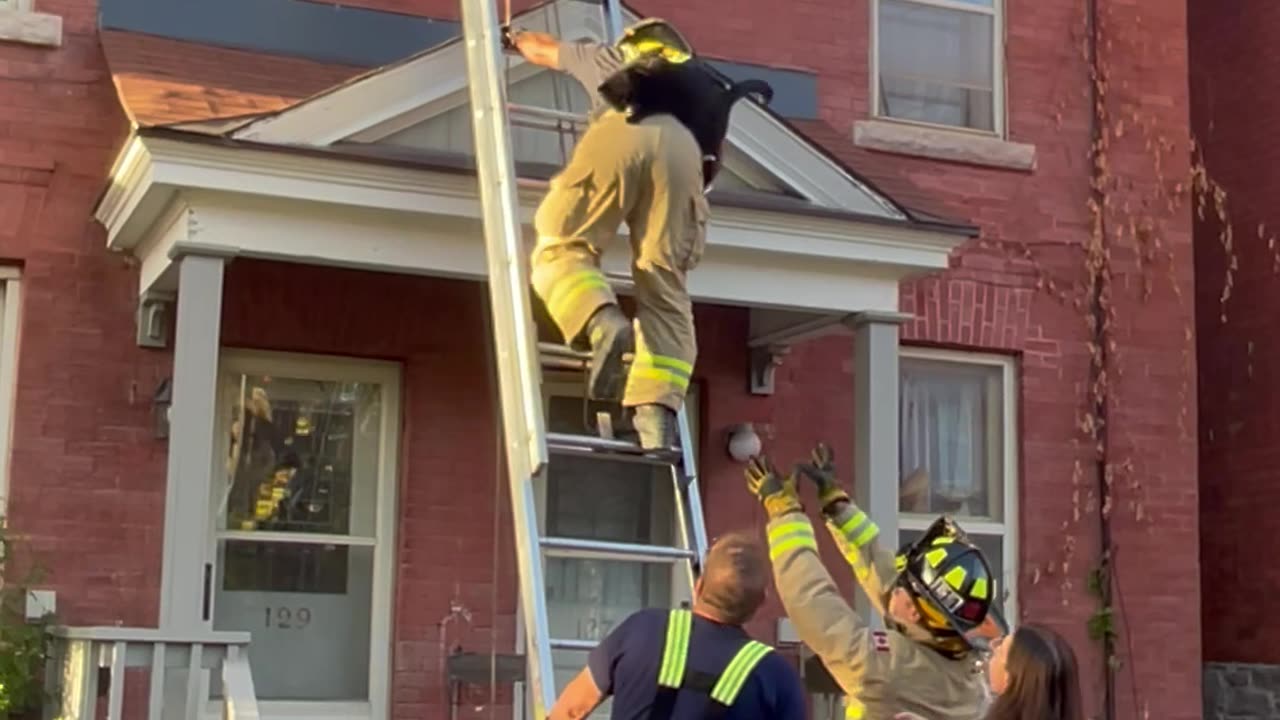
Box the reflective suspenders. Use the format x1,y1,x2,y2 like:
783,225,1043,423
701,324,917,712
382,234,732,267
649,608,773,719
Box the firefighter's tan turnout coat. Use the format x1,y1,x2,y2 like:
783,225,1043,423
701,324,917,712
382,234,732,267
766,507,987,720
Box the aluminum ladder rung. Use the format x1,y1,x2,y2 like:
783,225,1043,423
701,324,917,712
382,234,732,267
541,536,697,563
546,432,683,464
550,638,598,652
507,102,589,126
537,342,634,372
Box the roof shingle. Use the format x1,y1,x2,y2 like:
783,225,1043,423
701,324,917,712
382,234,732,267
100,30,366,127
789,119,964,224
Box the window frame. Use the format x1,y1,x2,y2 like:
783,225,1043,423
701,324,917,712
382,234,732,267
0,268,20,516
897,345,1019,626
206,348,402,720
870,0,1008,138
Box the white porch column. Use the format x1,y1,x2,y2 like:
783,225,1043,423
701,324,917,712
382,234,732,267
158,254,226,631
848,311,910,629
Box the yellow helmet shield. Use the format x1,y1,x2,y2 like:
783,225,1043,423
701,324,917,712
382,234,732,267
616,18,694,65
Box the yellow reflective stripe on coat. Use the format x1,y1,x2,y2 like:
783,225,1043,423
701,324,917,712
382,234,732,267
543,267,611,319
767,520,817,561
630,350,693,392
709,640,773,705
836,509,879,549
658,609,693,687
845,698,866,719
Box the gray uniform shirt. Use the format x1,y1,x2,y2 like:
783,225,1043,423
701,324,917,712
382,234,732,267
555,40,626,117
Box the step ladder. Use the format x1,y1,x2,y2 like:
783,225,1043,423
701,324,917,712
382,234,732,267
455,0,711,717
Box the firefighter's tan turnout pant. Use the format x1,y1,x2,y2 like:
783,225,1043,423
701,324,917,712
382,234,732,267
530,109,708,411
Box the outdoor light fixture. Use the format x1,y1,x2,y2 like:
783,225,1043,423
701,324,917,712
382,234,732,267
726,423,762,462
153,377,172,439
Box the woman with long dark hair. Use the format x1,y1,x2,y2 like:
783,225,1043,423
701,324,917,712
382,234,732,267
895,624,1083,720
983,624,1083,720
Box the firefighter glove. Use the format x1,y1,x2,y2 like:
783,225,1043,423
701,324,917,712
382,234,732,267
795,442,851,514
745,455,803,519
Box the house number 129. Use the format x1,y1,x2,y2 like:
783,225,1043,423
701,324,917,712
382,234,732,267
265,607,312,629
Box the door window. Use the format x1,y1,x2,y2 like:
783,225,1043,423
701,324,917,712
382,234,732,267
211,353,397,712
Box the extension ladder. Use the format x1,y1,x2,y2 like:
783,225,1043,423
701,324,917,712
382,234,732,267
456,0,711,717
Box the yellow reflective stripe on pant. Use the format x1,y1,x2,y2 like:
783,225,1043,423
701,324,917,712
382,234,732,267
630,348,692,392
656,609,774,706
845,697,866,719
658,609,693,687
767,520,818,561
542,267,612,323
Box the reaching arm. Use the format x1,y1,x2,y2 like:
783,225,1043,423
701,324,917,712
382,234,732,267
823,499,900,617
766,511,872,697
510,30,562,69
548,667,605,720
795,443,900,617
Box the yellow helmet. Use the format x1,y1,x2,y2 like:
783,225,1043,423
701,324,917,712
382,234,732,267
615,18,694,65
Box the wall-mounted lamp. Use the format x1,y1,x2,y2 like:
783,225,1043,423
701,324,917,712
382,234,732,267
153,377,172,440
726,423,762,462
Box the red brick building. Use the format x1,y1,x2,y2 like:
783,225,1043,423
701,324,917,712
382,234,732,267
1191,3,1280,719
0,0,1199,718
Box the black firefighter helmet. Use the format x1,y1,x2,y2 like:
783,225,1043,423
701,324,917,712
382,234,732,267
893,515,1007,657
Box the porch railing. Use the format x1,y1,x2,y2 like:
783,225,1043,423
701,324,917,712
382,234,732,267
42,626,259,720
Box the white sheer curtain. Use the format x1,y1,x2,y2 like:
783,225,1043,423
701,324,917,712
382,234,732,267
878,0,996,131
899,365,987,516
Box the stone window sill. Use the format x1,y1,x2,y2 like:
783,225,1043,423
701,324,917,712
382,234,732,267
0,8,62,48
853,118,1037,172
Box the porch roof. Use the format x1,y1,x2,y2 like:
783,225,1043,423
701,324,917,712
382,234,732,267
92,0,978,329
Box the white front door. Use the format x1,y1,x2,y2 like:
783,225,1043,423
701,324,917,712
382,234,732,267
208,350,400,719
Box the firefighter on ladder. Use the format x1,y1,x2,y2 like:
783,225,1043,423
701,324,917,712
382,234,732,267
506,19,771,448
745,443,1009,720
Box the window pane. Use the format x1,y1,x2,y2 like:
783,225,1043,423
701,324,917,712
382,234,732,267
220,376,381,537
213,541,374,701
898,529,1008,613
899,358,1004,520
879,0,995,131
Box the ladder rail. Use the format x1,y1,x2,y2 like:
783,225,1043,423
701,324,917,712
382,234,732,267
457,0,555,715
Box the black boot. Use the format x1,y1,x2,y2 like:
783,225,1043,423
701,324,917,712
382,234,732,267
633,403,677,450
584,304,633,402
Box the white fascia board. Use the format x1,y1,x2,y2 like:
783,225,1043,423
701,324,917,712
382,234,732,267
174,190,905,314
136,136,960,264
110,136,964,306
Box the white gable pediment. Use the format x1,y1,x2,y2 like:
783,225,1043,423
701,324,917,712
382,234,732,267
232,0,904,218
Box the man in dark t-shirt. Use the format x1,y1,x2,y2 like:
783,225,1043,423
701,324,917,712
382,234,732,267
548,531,807,720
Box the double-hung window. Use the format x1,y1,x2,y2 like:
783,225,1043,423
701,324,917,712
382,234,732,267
873,0,1005,134
898,348,1018,623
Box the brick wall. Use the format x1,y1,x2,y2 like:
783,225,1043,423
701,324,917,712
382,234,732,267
0,1,1201,720
217,259,869,717
0,0,161,628
1189,0,1280,667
